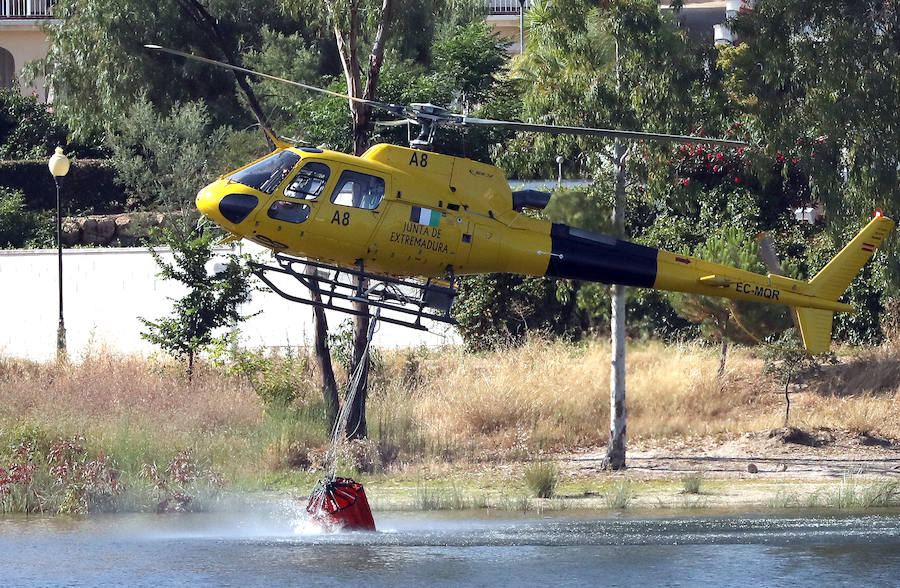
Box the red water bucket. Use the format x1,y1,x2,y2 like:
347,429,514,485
306,477,376,531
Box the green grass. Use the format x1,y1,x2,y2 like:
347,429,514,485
681,471,703,495
604,480,635,509
524,461,558,498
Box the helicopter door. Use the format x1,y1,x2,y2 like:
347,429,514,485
251,160,331,252
308,167,388,265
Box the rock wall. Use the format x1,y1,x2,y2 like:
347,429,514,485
62,212,179,247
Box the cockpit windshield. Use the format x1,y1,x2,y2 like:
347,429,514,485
227,151,301,194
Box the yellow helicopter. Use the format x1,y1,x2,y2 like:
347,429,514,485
148,46,894,353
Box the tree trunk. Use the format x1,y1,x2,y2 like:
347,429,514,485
606,139,628,470
717,337,728,381
326,0,393,439
307,269,339,430
784,374,792,426
187,349,195,384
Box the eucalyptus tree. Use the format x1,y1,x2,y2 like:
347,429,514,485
277,0,489,439
32,0,299,141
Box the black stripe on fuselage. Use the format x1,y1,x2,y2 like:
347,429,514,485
545,223,658,287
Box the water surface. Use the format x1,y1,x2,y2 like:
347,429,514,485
2,508,899,586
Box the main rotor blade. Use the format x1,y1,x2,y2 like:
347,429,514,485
459,117,747,147
144,45,403,115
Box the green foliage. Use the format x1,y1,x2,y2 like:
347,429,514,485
105,98,230,210
453,273,578,351
273,19,512,161
227,346,311,412
0,159,127,214
763,331,838,424
681,471,703,495
327,318,382,378
498,0,708,178
721,1,899,285
139,226,254,378
524,460,558,499
0,188,41,248
0,89,69,159
669,226,791,348
0,433,125,515
34,0,300,140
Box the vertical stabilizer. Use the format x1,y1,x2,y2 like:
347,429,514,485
807,215,894,301
797,214,894,353
795,307,834,354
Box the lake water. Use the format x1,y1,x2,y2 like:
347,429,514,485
2,505,900,586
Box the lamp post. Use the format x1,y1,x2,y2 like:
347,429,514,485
48,146,70,360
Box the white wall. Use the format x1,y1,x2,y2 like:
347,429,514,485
0,242,459,361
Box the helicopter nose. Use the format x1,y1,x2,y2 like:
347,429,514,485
196,187,259,226
196,188,220,221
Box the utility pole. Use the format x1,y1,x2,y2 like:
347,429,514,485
605,38,627,470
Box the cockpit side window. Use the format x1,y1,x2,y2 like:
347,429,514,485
330,170,385,210
284,161,330,200
227,150,301,194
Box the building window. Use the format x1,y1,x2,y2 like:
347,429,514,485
330,170,385,210
0,48,15,90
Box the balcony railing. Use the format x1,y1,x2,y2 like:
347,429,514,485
487,0,530,16
0,0,54,19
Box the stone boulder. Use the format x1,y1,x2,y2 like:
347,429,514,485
61,218,82,246
79,215,117,245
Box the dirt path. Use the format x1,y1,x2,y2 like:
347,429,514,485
563,428,900,480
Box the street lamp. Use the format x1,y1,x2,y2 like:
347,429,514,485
48,146,70,360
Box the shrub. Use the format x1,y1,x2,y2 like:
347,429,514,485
0,159,127,213
0,88,69,160
140,449,226,513
0,187,39,248
524,460,558,499
681,471,703,495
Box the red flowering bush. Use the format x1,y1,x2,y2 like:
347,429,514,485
0,434,124,514
141,449,226,513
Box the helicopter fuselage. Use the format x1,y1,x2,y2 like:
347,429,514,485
197,143,889,318
198,143,551,278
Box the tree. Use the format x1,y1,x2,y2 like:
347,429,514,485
501,0,708,469
32,0,297,141
722,0,899,281
669,226,791,379
140,226,254,380
279,0,489,438
763,333,836,426
453,273,579,351
105,97,229,210
0,89,70,159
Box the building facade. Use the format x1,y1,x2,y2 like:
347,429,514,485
0,0,55,100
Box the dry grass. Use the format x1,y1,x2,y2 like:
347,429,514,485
0,353,262,436
2,338,899,481
395,338,781,458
